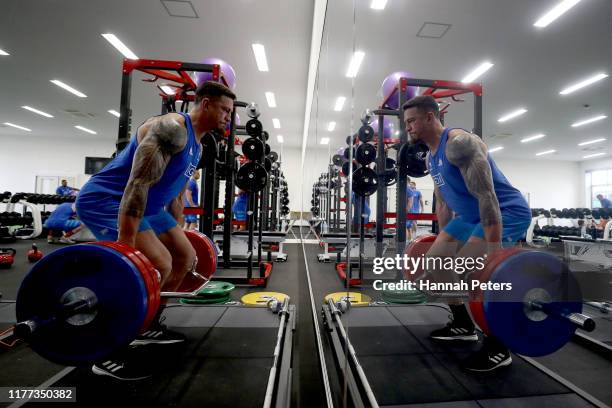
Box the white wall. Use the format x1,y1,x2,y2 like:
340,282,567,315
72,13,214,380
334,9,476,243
579,157,612,207
295,145,333,212
293,151,583,217
0,133,588,215
276,146,303,212
363,159,581,217
494,158,581,209
0,134,116,194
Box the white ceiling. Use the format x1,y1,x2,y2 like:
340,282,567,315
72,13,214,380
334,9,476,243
0,0,313,151
1,0,611,163
306,0,612,162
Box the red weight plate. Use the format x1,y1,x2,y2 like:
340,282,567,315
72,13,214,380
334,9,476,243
16,243,148,365
403,234,437,281
93,242,160,333
178,231,217,292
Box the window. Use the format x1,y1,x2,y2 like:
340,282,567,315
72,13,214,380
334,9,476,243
587,169,612,208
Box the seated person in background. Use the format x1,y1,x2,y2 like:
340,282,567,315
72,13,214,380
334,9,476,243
56,179,80,196
44,202,83,244
232,189,248,231
183,170,200,231
597,194,611,209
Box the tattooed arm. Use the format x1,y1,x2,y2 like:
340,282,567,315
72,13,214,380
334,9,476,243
446,130,502,243
118,116,187,246
426,152,453,229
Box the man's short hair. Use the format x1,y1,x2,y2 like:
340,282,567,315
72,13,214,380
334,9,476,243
597,194,604,199
194,81,236,105
402,95,440,119
61,179,67,183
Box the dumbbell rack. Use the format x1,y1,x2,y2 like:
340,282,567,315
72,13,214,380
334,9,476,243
216,102,273,285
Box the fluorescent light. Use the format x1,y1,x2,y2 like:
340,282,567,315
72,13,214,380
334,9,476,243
521,133,546,143
277,135,284,143
327,122,336,132
265,92,277,108
461,61,494,83
252,43,269,72
0,49,9,56
534,0,582,28
108,109,120,118
21,106,53,118
346,51,365,78
50,80,87,98
536,149,556,156
334,96,346,112
101,33,138,59
272,118,281,129
560,73,608,95
160,85,175,95
488,146,504,153
394,130,400,136
75,125,97,135
583,152,606,159
498,108,527,123
370,0,387,10
320,137,330,145
571,115,607,127
3,122,31,132
578,138,606,146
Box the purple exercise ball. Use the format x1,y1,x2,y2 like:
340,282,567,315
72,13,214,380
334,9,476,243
371,116,396,139
194,57,237,90
380,71,417,109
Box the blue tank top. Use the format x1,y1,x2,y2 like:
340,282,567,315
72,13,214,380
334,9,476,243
80,113,202,216
428,128,531,223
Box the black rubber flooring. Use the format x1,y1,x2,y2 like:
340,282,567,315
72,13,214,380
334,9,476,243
0,238,324,408
340,307,590,407
302,242,612,407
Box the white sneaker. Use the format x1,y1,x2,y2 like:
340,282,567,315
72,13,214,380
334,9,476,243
59,236,76,244
47,237,59,244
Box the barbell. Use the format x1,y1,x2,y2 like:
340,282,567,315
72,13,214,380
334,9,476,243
403,234,595,357
14,230,217,366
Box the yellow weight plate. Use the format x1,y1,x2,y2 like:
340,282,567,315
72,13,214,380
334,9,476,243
241,291,289,306
324,292,371,306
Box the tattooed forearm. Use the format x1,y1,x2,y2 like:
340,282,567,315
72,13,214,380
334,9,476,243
446,132,501,227
119,118,188,218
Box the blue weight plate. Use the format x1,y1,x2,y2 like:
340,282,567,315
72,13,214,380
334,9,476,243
483,251,582,357
16,244,148,366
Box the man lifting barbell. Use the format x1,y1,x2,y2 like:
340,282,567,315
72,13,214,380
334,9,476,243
74,81,236,379
403,95,533,372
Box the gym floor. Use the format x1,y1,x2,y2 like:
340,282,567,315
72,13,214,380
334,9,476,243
3,229,612,407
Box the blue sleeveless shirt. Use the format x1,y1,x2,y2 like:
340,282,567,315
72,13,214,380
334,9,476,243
80,113,202,216
428,128,531,223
